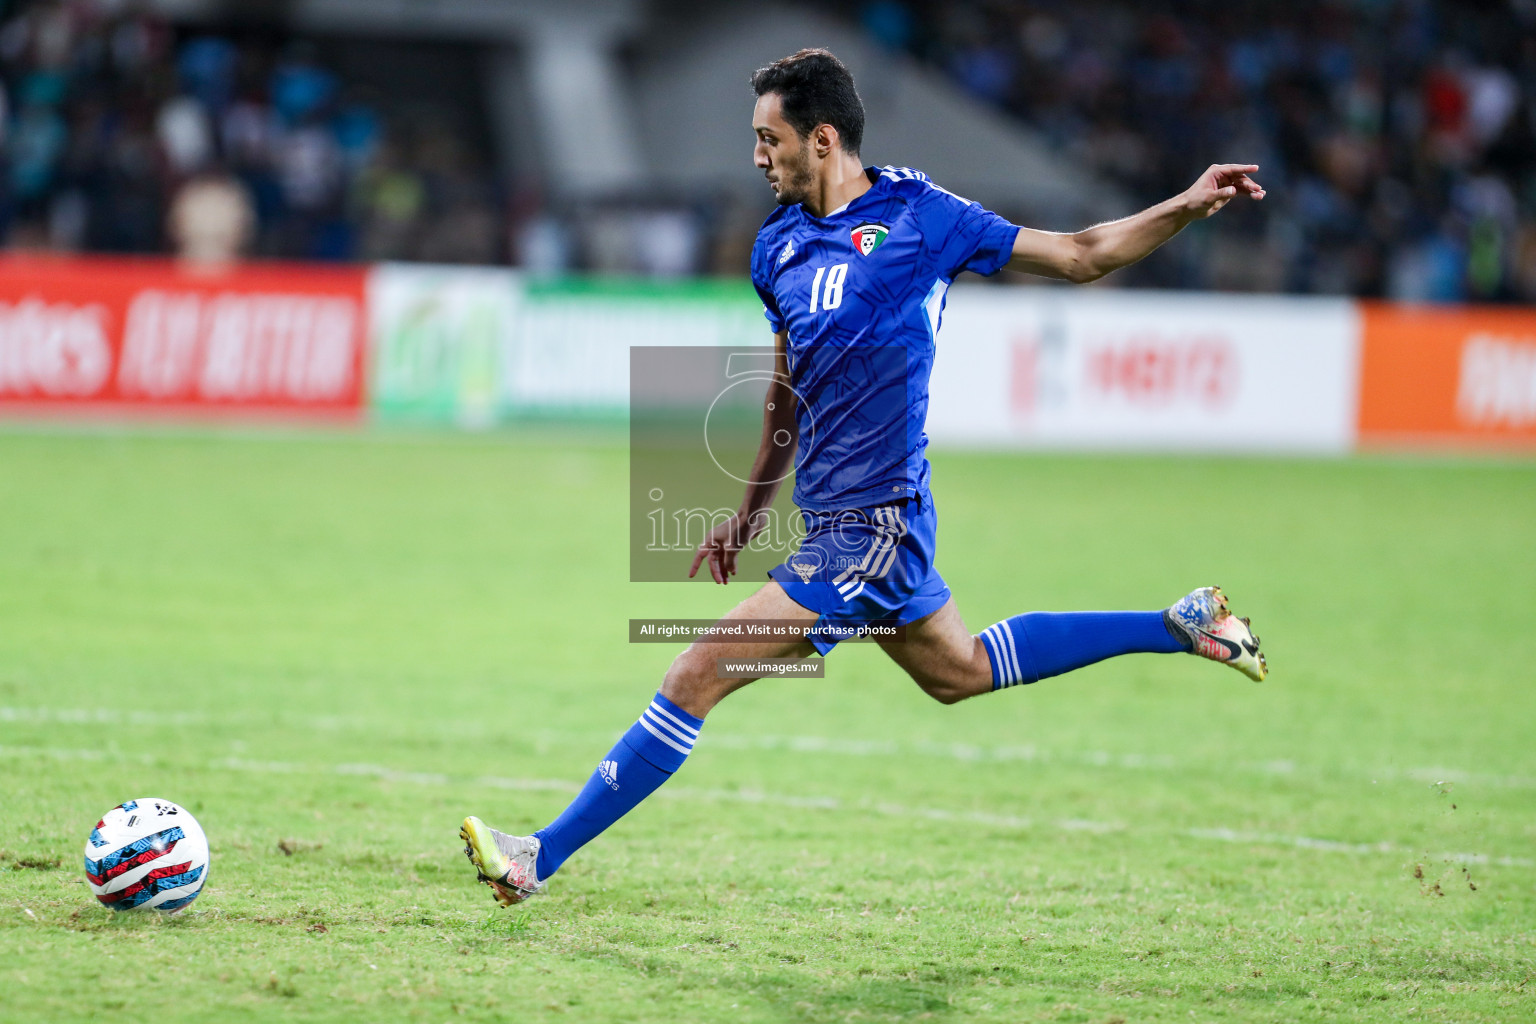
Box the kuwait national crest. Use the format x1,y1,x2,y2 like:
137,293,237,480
851,223,889,256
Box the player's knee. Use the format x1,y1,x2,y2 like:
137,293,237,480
913,670,972,706
908,644,993,705
661,645,725,704
927,684,969,706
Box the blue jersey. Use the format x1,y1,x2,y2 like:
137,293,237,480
750,166,1019,512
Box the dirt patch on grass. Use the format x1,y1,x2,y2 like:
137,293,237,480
10,855,62,870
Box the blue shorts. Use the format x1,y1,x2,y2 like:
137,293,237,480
768,493,951,656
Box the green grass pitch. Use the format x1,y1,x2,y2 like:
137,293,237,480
1,428,1533,1023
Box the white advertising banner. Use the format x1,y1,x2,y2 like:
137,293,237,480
927,287,1361,453
508,280,767,411
364,269,1363,449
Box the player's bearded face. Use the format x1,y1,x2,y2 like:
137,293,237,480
772,139,815,207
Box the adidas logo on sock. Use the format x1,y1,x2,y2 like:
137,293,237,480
598,759,619,790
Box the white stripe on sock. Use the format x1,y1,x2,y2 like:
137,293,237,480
642,709,697,749
647,701,700,739
636,715,693,756
996,622,1023,684
990,624,1019,685
979,628,1003,684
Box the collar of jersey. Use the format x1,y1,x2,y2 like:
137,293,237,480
796,167,886,225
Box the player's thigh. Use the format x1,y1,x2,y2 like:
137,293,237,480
662,581,819,714
877,598,992,704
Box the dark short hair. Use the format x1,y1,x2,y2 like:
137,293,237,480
750,48,864,155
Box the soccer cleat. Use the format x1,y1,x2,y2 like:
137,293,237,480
1164,585,1268,682
459,816,545,906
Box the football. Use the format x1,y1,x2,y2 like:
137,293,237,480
83,799,210,913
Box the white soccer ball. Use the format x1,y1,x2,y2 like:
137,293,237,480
83,798,210,913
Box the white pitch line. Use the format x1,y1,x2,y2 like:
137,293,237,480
6,704,1536,790
0,706,211,727
1187,828,1533,868
2,744,1528,868
696,734,1536,792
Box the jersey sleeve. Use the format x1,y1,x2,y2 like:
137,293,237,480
749,236,786,333
915,184,1020,279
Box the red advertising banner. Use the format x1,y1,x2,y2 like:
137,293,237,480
0,257,367,419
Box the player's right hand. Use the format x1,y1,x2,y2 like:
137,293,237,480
1181,163,1265,219
689,511,758,584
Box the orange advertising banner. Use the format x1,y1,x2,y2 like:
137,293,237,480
1358,302,1536,447
0,257,366,419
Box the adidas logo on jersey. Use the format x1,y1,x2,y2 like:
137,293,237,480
778,238,796,265
851,223,889,256
598,759,619,790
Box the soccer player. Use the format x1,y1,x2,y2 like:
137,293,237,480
461,48,1268,905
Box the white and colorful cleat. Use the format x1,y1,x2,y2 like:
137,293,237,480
1164,585,1268,682
460,816,545,906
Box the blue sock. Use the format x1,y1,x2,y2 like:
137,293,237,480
978,611,1187,688
533,691,703,879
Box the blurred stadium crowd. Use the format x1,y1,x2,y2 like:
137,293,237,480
848,0,1536,301
2,0,1534,303
0,0,502,264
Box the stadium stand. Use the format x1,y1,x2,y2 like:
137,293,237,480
0,0,502,263
2,0,1534,302
837,0,1536,301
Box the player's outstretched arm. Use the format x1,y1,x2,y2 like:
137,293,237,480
1005,164,1265,283
689,331,798,584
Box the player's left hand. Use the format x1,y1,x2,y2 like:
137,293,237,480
1181,164,1265,219
689,510,756,585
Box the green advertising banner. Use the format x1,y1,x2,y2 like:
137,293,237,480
368,268,768,425
368,264,517,427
